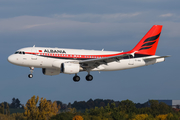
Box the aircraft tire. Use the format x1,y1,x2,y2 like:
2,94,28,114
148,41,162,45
86,75,93,81
28,74,33,78
73,76,80,82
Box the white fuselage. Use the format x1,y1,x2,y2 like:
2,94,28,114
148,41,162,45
8,47,164,72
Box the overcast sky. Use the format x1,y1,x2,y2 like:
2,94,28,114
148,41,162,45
1,0,180,105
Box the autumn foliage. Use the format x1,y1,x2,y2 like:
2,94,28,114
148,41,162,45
24,95,60,120
72,115,83,120
0,97,180,120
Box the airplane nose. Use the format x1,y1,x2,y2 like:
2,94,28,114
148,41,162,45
8,55,16,64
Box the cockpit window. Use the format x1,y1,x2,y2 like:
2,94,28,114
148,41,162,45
15,51,19,54
14,51,25,54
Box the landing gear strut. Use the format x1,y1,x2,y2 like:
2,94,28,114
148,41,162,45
28,67,34,78
73,74,80,82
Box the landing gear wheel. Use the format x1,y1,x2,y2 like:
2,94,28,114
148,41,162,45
73,76,80,82
28,74,33,78
86,75,93,81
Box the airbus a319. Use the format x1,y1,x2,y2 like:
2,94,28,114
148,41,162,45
8,25,169,82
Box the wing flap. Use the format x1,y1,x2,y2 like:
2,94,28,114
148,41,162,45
79,53,132,69
79,54,131,64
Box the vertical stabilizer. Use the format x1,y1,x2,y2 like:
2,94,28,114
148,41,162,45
131,25,163,55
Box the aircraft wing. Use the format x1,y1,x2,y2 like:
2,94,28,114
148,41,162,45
78,53,132,70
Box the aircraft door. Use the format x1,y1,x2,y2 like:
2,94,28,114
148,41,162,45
31,49,37,60
128,55,134,65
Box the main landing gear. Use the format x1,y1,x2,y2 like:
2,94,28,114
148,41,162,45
73,74,80,82
73,73,93,82
86,70,93,81
28,67,34,78
86,74,93,81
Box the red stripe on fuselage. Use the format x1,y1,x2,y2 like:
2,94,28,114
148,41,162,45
24,51,129,59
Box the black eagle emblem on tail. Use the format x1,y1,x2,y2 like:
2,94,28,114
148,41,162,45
139,33,161,51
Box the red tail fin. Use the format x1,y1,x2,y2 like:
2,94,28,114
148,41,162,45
131,25,163,55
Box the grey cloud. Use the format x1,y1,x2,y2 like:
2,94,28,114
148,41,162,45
1,14,180,36
0,0,180,19
53,12,141,23
160,13,174,17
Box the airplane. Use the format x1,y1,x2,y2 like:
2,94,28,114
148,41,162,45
8,25,170,82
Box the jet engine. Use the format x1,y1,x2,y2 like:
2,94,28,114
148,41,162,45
42,68,60,76
61,63,80,74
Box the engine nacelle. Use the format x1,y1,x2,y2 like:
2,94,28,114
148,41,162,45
42,68,60,76
61,63,80,74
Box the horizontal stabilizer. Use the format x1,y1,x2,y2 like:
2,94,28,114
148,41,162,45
143,55,170,60
143,55,170,63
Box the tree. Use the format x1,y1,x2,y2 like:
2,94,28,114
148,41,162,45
155,114,168,120
56,101,62,109
11,98,16,108
50,112,74,120
24,95,60,120
149,100,160,117
159,102,172,114
118,99,137,114
38,98,59,120
72,115,83,120
24,95,40,120
15,98,21,108
105,103,110,112
67,102,71,108
12,113,27,120
132,114,149,120
6,102,10,115
0,113,15,120
11,98,21,108
68,108,77,113
1,103,4,114
110,102,116,109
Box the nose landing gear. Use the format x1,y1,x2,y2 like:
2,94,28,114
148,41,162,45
28,67,34,78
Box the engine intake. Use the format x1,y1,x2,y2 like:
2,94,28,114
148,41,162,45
61,63,80,74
